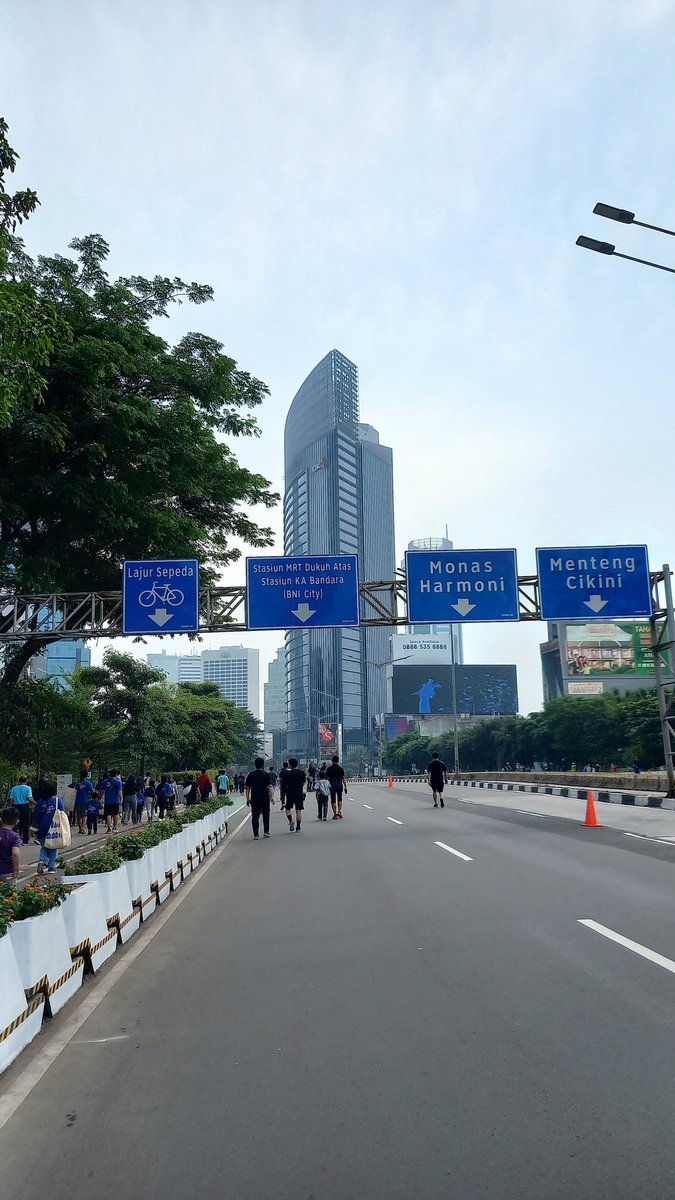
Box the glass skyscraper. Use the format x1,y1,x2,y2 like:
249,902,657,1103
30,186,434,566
284,350,395,757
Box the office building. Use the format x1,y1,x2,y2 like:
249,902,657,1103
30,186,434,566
146,645,259,719
30,640,91,689
284,349,396,758
264,647,286,735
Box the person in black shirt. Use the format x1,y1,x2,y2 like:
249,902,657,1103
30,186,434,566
245,757,274,839
283,758,306,832
326,755,347,819
426,751,448,807
278,761,289,812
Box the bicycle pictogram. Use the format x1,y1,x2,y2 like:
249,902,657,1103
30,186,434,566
138,582,185,608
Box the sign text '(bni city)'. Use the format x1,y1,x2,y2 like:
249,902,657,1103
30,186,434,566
251,559,354,602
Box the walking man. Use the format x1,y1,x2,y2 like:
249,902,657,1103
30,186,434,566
9,775,33,846
101,769,123,832
426,751,449,807
278,761,289,813
73,770,95,835
326,754,347,819
245,757,274,839
284,758,306,832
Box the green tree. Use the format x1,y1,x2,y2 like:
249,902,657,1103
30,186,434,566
344,744,371,775
0,118,65,428
0,231,278,688
76,650,180,776
170,682,252,771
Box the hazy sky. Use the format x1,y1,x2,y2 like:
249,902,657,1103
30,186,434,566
5,0,675,713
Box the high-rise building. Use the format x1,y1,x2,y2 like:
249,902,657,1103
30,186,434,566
284,349,395,757
146,646,259,718
264,647,286,735
29,640,91,689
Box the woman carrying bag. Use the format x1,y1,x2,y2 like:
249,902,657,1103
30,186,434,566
34,782,70,874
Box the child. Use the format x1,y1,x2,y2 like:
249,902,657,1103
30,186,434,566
86,790,101,835
316,771,330,821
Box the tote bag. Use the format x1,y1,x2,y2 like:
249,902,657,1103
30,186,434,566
44,801,72,851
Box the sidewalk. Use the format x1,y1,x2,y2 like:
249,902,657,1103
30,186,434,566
14,812,180,882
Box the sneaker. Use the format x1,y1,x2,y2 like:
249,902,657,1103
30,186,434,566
440,798,444,808
289,821,295,832
296,825,302,832
263,832,270,838
433,801,438,808
253,834,259,840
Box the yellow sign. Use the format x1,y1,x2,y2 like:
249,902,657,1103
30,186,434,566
83,757,93,769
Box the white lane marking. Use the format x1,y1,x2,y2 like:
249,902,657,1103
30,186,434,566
515,810,546,817
623,832,675,846
578,919,675,975
434,840,473,862
0,811,251,1132
386,817,403,825
363,804,373,810
75,1035,130,1045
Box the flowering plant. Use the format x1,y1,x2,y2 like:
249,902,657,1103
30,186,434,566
0,879,72,933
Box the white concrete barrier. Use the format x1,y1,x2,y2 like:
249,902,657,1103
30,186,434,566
61,881,118,971
68,864,140,944
0,931,45,1074
9,903,85,1015
123,856,157,921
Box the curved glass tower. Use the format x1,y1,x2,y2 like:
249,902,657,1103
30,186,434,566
283,350,395,758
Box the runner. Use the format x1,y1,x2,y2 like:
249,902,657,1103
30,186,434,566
283,757,306,832
426,751,449,807
245,757,274,839
326,754,347,819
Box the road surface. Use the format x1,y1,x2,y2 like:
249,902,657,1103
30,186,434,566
2,780,675,1199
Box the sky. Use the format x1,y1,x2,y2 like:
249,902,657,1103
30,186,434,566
4,0,675,715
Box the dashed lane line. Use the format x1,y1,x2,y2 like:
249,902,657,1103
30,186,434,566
578,919,675,976
434,840,473,863
363,804,373,810
386,817,403,825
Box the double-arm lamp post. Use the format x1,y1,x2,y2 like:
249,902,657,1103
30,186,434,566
577,202,675,275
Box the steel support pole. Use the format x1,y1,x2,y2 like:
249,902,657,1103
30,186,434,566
450,627,460,779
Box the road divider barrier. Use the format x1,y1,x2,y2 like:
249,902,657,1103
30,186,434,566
354,776,672,808
0,798,241,1077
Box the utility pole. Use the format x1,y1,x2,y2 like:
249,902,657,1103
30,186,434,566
450,625,460,779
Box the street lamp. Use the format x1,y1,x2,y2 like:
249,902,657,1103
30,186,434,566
576,202,675,275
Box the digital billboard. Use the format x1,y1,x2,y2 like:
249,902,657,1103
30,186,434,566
564,623,656,677
384,715,418,741
318,721,342,760
392,664,518,717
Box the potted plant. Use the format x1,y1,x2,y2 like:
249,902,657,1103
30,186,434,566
7,880,85,1016
64,847,140,945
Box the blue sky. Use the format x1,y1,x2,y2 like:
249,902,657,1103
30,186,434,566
5,0,675,713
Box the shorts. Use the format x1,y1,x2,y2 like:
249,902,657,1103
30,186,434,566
285,794,304,810
329,786,343,801
429,778,444,792
74,804,88,817
104,803,120,817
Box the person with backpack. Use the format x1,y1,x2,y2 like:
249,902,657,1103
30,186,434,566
316,769,330,821
33,783,65,874
72,770,95,835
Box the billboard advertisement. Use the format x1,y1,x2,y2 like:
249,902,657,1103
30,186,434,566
318,721,342,760
384,715,418,741
564,623,656,678
392,665,518,717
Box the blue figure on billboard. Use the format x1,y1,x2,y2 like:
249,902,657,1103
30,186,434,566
414,678,441,715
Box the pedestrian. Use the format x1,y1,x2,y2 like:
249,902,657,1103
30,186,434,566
144,777,157,821
122,774,139,825
136,787,146,823
86,789,101,835
245,757,274,839
278,761,289,812
268,767,278,798
426,750,448,808
101,769,123,833
166,775,178,812
236,772,245,794
197,768,213,802
306,761,317,793
33,783,65,874
283,757,306,832
156,775,171,820
326,754,347,819
183,775,200,806
72,770,95,835
0,808,21,882
217,768,229,797
9,775,33,846
316,770,330,821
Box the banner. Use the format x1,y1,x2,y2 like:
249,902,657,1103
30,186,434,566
318,721,342,760
564,623,657,678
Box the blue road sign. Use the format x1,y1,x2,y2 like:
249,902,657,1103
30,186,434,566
536,545,651,621
246,555,360,630
406,549,520,623
123,559,200,635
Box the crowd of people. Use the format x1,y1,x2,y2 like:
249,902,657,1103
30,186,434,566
244,755,348,838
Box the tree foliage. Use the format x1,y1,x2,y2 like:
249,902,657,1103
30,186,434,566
382,691,665,774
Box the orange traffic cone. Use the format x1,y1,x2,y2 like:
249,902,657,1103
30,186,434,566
388,776,394,789
582,790,602,828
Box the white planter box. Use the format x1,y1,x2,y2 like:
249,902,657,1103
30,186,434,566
68,864,140,944
177,830,191,877
123,857,156,921
61,882,117,973
161,835,182,890
9,903,85,1016
144,844,170,904
0,932,45,1075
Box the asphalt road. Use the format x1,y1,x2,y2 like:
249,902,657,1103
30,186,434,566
3,780,675,1199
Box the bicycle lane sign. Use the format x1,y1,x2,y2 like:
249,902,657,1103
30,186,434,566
122,559,200,635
